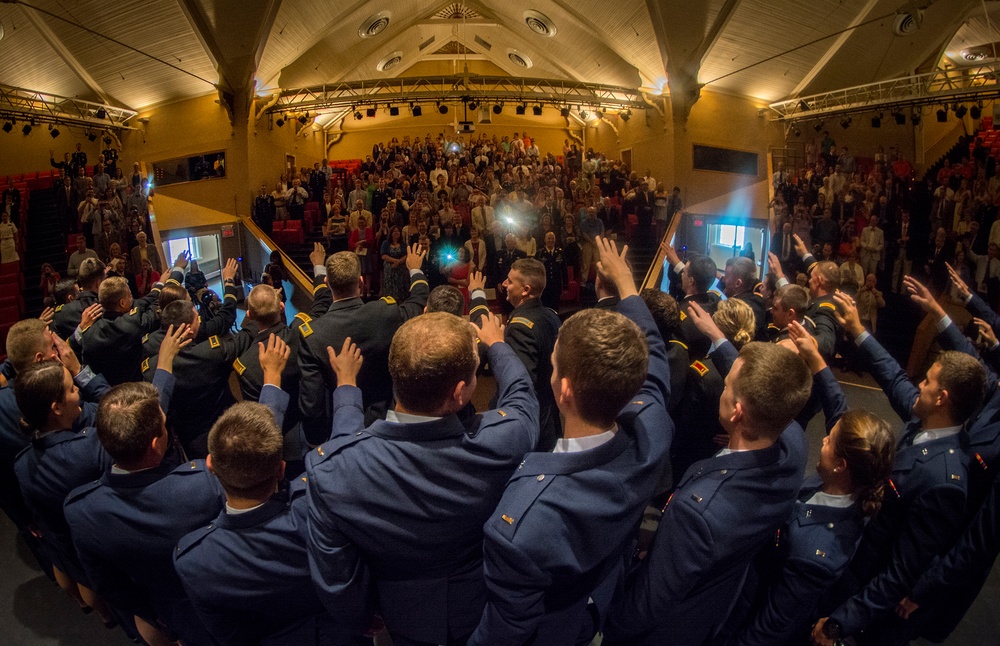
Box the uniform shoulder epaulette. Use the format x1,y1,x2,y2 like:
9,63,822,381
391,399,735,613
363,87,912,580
307,432,370,465
312,282,327,295
208,335,221,349
818,301,836,311
679,309,688,321
299,321,313,338
128,306,139,316
690,360,709,377
680,467,736,512
492,471,556,541
470,303,490,317
233,357,247,376
767,323,779,331
753,281,764,296
142,333,149,344
55,304,63,312
380,295,397,305
510,316,534,329
175,523,216,557
141,357,151,373
294,312,312,325
669,339,688,350
803,315,817,329
65,479,102,503
172,459,208,474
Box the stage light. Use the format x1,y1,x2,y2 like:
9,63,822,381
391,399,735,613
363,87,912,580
911,111,921,126
533,105,543,116
580,109,589,120
411,105,422,117
2,122,11,134
840,116,852,129
954,104,968,119
971,103,983,120
595,109,604,119
103,136,112,145
937,108,948,122
871,113,881,128
275,115,285,127
492,104,503,115
354,111,363,120
813,121,824,132
87,132,97,142
619,110,630,122
438,102,448,114
95,107,107,120
22,124,31,135
560,107,570,117
50,127,60,138
298,114,309,125
893,111,906,125
389,106,399,116
366,108,377,118
791,125,801,137
515,104,525,115
467,100,478,110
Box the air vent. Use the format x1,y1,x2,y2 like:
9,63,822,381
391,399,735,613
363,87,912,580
376,51,403,72
474,35,492,51
433,3,482,20
359,12,391,38
892,10,922,36
419,36,437,51
523,10,556,37
964,50,989,61
508,49,532,68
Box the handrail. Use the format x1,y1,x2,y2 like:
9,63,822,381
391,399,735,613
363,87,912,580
142,161,170,273
240,215,316,302
639,211,683,292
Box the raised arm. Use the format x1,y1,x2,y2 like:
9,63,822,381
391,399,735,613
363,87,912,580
258,333,291,428
687,300,739,376
949,262,1000,334
400,243,430,318
326,337,365,440
474,312,539,444
151,324,192,415
200,259,240,338
309,243,333,317
789,320,846,432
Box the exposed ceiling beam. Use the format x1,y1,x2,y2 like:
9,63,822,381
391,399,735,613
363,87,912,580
695,0,743,66
17,5,126,109
788,0,880,97
175,0,223,73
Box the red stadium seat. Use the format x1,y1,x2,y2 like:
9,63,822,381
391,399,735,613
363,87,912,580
561,266,580,304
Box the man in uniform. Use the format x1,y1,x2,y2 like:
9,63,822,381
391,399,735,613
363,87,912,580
307,310,538,645
661,242,721,358
173,338,340,645
813,291,983,645
495,234,527,317
724,256,767,340
469,238,672,645
52,258,103,340
767,283,814,345
297,244,428,446
81,253,186,385
604,332,812,644
141,292,255,457
471,258,561,451
779,234,841,359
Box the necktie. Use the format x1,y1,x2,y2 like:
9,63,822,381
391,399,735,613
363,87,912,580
472,243,480,268
783,235,790,259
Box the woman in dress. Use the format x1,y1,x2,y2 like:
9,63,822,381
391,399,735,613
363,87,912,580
559,214,582,278
444,246,472,312
185,259,208,299
135,258,161,297
349,216,375,299
0,209,19,263
379,226,407,301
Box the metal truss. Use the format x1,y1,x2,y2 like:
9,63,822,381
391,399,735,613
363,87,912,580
769,64,1000,121
0,83,138,129
270,75,646,114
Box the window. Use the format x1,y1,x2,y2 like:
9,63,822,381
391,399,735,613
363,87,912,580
715,224,745,248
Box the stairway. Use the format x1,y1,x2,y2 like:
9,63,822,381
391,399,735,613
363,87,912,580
23,191,68,316
923,134,974,184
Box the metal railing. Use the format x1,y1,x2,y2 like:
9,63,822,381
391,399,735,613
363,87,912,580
0,83,137,129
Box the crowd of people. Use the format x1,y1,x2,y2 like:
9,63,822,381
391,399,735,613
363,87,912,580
4,127,1000,646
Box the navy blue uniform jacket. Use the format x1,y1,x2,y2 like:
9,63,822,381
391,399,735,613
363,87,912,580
827,334,969,637
604,338,807,645
306,341,539,644
469,295,673,646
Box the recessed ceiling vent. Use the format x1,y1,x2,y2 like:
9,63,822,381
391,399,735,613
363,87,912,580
508,49,532,68
523,10,556,37
892,8,923,36
376,51,403,72
960,44,1000,62
359,12,391,38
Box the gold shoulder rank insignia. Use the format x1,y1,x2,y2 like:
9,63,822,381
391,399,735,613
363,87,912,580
129,307,138,316
142,334,149,343
141,358,150,373
679,310,688,320
501,514,515,525
510,316,534,329
380,296,397,305
313,283,326,295
295,312,312,324
233,357,247,376
819,302,836,310
669,339,688,350
301,476,307,482
209,335,221,349
497,410,507,417
691,360,709,377
300,322,313,338
55,305,63,312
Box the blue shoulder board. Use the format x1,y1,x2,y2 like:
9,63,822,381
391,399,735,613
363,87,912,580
175,523,216,557
308,432,370,467
491,473,556,541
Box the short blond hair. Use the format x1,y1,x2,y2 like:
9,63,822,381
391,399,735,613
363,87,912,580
389,313,478,414
732,343,811,439
325,251,361,295
247,284,282,327
208,402,283,499
98,276,131,310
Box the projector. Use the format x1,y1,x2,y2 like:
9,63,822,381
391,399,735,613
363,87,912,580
458,121,476,134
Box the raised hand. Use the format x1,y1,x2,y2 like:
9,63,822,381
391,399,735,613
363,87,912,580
220,258,238,282
38,307,55,325
974,317,999,347
767,251,784,280
472,311,505,347
810,618,836,646
174,250,191,271
52,332,82,376
659,241,680,266
157,324,192,373
831,291,864,337
896,597,920,620
80,303,104,331
687,301,724,343
788,320,825,373
260,333,291,387
326,337,364,388
468,270,486,293
903,276,945,319
945,262,971,301
792,233,808,259
596,236,637,298
309,242,327,268
405,243,427,271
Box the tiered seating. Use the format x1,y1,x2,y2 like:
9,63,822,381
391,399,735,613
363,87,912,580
271,220,304,245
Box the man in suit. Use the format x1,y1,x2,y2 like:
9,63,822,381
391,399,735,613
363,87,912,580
70,142,87,177
661,242,721,358
129,231,161,277
54,175,76,233
890,209,916,294
470,238,672,646
173,338,342,646
471,259,562,451
812,290,984,646
604,322,812,644
724,256,767,340
307,308,538,645
297,244,428,446
94,219,121,263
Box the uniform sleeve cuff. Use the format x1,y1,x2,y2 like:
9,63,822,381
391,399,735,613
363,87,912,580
775,277,789,288
936,315,953,334
965,292,974,304
471,289,486,300
854,330,871,346
73,365,96,387
409,268,424,278
673,261,685,275
314,265,327,277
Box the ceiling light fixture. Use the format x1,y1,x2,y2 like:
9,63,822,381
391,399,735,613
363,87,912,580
937,107,948,122
411,104,422,117
492,104,503,115
893,110,906,125
619,110,630,122
438,102,449,114
22,124,31,135
813,121,824,132
87,132,97,142
366,108,377,118
971,103,983,120
2,122,12,134
389,106,400,116
515,104,525,115
840,116,851,129
954,104,968,119
50,127,60,138
275,115,285,127
95,107,107,120
354,110,363,120
533,105,543,116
